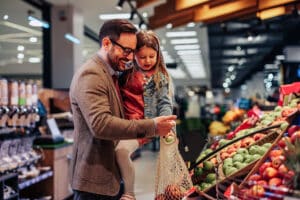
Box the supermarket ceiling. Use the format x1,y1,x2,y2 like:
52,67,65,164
1,0,300,89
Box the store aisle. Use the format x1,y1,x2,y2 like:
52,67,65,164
134,149,158,200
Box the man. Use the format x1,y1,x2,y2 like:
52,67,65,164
69,19,176,200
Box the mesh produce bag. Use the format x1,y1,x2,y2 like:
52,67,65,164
155,134,193,200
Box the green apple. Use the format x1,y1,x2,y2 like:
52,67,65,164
234,162,247,169
205,173,216,183
237,148,248,155
224,166,238,176
194,166,203,176
232,154,244,163
203,161,214,171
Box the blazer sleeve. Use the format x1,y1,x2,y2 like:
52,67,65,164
71,67,156,140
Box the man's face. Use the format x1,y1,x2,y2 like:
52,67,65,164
107,33,137,72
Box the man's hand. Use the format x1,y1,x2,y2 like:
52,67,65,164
153,115,177,136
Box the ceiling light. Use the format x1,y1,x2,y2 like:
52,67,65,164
174,44,200,50
28,57,40,63
64,33,80,44
223,82,229,88
17,53,24,59
116,0,125,10
166,23,173,29
170,38,198,44
17,45,25,51
177,50,201,55
28,15,49,29
186,22,195,27
29,37,38,42
166,31,197,38
276,55,285,60
225,88,230,93
3,15,9,20
99,13,130,20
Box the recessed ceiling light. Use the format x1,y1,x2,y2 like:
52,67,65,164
174,44,200,50
17,53,24,59
166,31,197,38
3,15,9,20
17,45,25,51
29,37,38,43
99,13,130,20
28,57,40,63
170,38,198,44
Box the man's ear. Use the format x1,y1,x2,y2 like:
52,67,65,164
102,37,111,50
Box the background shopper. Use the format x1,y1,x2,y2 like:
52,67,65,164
69,19,176,200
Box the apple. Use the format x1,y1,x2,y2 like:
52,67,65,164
253,133,265,141
287,125,300,137
227,146,237,154
250,185,265,197
259,162,271,176
226,131,236,139
241,137,255,147
221,152,230,160
278,164,289,177
271,157,283,169
291,131,300,144
269,149,283,158
263,167,278,179
268,177,282,187
278,136,291,149
256,180,268,187
248,174,261,182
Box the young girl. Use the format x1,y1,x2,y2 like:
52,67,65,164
116,30,175,200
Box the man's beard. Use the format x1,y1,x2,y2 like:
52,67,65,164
107,50,119,71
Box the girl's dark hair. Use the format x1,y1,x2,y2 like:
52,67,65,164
135,30,170,89
98,19,138,46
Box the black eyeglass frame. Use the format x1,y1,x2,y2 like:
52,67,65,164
110,39,135,56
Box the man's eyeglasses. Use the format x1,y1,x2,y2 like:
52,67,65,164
110,39,135,56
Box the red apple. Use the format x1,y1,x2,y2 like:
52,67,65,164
278,164,289,177
250,185,265,197
271,157,283,169
278,136,291,149
287,125,300,137
263,167,278,179
259,162,271,176
226,131,236,139
227,146,236,154
253,133,265,141
256,180,268,187
248,174,262,182
268,177,282,187
269,149,283,158
291,131,300,144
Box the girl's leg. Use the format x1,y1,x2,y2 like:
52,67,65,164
115,140,139,199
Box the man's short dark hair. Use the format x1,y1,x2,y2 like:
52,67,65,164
98,19,138,46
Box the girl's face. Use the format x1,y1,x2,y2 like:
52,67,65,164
135,46,157,71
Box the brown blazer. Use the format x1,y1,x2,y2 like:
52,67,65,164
69,54,156,196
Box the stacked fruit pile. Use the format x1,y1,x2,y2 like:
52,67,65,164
221,143,270,177
192,158,218,191
239,125,300,199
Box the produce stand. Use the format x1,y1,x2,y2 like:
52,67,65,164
185,95,300,200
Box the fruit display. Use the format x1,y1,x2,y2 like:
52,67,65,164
188,97,300,199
